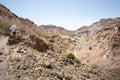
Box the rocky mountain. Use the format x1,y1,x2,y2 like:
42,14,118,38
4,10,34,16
0,3,44,38
0,3,120,80
73,18,120,70
38,25,73,37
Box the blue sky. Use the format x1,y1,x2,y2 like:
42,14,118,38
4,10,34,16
0,0,120,30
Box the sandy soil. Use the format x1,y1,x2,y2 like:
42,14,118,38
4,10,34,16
0,36,11,80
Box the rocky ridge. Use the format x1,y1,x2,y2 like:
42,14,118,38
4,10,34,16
38,25,73,37
73,18,120,69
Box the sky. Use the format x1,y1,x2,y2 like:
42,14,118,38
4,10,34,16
0,0,120,30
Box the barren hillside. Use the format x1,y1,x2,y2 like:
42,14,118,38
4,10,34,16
0,4,44,39
0,3,120,80
73,18,120,70
38,25,73,37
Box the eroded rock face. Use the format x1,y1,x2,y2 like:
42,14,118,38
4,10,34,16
74,18,120,69
7,36,23,45
24,35,52,52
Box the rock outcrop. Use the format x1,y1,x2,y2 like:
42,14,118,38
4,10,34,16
24,35,52,52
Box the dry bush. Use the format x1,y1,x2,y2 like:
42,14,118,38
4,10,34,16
0,21,11,36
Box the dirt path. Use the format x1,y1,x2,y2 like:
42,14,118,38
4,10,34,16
0,36,9,49
0,35,10,80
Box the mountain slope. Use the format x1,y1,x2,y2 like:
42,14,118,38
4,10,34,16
0,4,43,38
38,25,73,37
74,18,120,69
0,3,120,80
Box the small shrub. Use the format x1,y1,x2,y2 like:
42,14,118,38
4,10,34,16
47,37,54,42
0,21,11,36
66,53,75,59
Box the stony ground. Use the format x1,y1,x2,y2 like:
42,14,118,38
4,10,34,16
0,35,120,80
0,35,12,80
0,4,120,80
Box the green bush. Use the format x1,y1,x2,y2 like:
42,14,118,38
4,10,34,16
47,37,54,42
0,21,11,36
66,53,75,59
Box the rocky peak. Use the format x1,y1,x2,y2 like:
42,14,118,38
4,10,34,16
39,25,72,37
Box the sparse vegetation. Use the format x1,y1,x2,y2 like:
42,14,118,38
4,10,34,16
0,21,11,36
66,52,75,59
109,68,120,78
47,37,54,42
